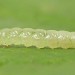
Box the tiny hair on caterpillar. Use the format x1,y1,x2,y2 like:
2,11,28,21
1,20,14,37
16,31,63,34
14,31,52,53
0,27,75,49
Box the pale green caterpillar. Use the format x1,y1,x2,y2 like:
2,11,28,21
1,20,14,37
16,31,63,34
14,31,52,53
0,28,75,49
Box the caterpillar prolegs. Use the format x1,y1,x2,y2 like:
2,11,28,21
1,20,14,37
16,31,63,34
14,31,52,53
0,28,75,49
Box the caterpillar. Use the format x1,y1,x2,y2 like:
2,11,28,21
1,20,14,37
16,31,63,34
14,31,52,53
0,28,75,49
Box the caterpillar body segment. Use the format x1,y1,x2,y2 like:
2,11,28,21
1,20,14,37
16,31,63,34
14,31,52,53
21,28,35,47
57,31,72,49
0,28,75,49
32,29,46,48
46,30,58,49
71,32,75,48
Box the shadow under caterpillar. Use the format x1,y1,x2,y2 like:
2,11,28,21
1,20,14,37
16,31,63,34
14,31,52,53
0,28,75,49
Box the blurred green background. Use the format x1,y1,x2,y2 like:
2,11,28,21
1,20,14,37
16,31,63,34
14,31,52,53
0,0,75,75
